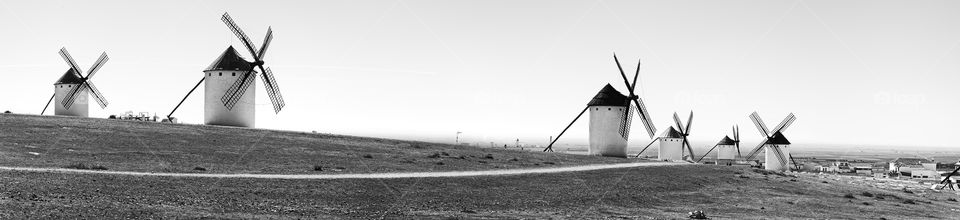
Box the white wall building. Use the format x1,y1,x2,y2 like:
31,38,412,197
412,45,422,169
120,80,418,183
586,84,631,157
203,46,256,127
658,127,684,161
53,68,89,117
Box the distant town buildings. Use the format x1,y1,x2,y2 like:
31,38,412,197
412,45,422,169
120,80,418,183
810,157,958,181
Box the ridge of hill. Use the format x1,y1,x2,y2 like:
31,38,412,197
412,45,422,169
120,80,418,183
0,114,628,174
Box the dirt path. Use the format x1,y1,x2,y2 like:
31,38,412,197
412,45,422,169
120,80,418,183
0,162,689,179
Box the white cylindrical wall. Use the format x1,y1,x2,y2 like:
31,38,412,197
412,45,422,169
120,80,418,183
658,137,684,160
765,144,790,171
588,106,627,157
716,145,737,160
204,70,256,127
53,84,89,117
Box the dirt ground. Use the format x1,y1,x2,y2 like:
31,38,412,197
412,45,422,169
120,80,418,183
1,165,957,219
1,113,958,219
0,114,627,174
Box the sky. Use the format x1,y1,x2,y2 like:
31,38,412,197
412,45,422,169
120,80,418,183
0,0,958,149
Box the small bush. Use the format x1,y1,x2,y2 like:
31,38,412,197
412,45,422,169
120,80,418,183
843,193,856,199
313,165,323,171
947,198,957,202
362,154,373,159
483,154,494,159
435,162,444,165
441,152,450,156
509,158,519,161
64,163,107,170
861,192,874,197
862,202,871,206
193,166,206,171
428,153,441,158
902,189,913,194
821,181,829,183
902,199,916,205
3,110,10,114
543,161,555,165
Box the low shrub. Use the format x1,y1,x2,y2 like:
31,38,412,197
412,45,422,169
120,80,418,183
861,192,874,197
64,163,107,170
313,165,323,171
843,193,856,199
902,199,916,205
362,154,373,159
193,166,206,171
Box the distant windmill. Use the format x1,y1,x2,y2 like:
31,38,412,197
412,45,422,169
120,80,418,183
456,131,462,144
544,54,656,157
697,125,740,164
166,12,285,127
635,112,695,161
938,162,960,190
41,48,110,117
743,112,798,171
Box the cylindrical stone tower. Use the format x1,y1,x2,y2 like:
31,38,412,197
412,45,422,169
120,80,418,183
586,84,631,157
764,132,792,171
53,68,89,117
658,127,684,160
716,136,737,160
203,46,256,127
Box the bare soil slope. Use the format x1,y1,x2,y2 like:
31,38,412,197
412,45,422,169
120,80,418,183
0,114,626,174
0,113,957,219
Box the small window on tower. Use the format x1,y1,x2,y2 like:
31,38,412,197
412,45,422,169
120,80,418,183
608,108,611,111
219,72,222,76
232,72,236,76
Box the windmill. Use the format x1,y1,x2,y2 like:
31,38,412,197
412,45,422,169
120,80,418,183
743,112,798,171
41,48,109,117
937,162,960,190
697,125,740,164
634,112,695,161
543,54,656,157
165,12,285,127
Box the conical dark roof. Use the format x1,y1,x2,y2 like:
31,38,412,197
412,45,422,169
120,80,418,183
586,84,629,107
660,126,683,138
765,131,791,145
205,46,254,71
717,135,735,145
54,68,84,85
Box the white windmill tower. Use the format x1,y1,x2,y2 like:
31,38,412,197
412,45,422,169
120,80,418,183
544,54,657,158
165,12,285,127
696,125,741,165
635,112,695,162
743,112,797,171
41,48,110,117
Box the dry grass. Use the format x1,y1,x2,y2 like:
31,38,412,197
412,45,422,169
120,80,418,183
0,166,956,219
0,114,628,174
0,114,956,219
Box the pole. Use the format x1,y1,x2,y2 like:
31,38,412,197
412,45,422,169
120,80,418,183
40,93,55,115
635,138,659,158
167,77,205,119
543,106,589,152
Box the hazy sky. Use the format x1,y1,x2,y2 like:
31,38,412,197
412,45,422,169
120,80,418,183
1,0,958,149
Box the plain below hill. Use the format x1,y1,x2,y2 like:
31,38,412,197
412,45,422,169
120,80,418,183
0,113,629,174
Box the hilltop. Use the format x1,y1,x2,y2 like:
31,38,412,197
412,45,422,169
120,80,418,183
0,113,957,219
0,114,628,174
